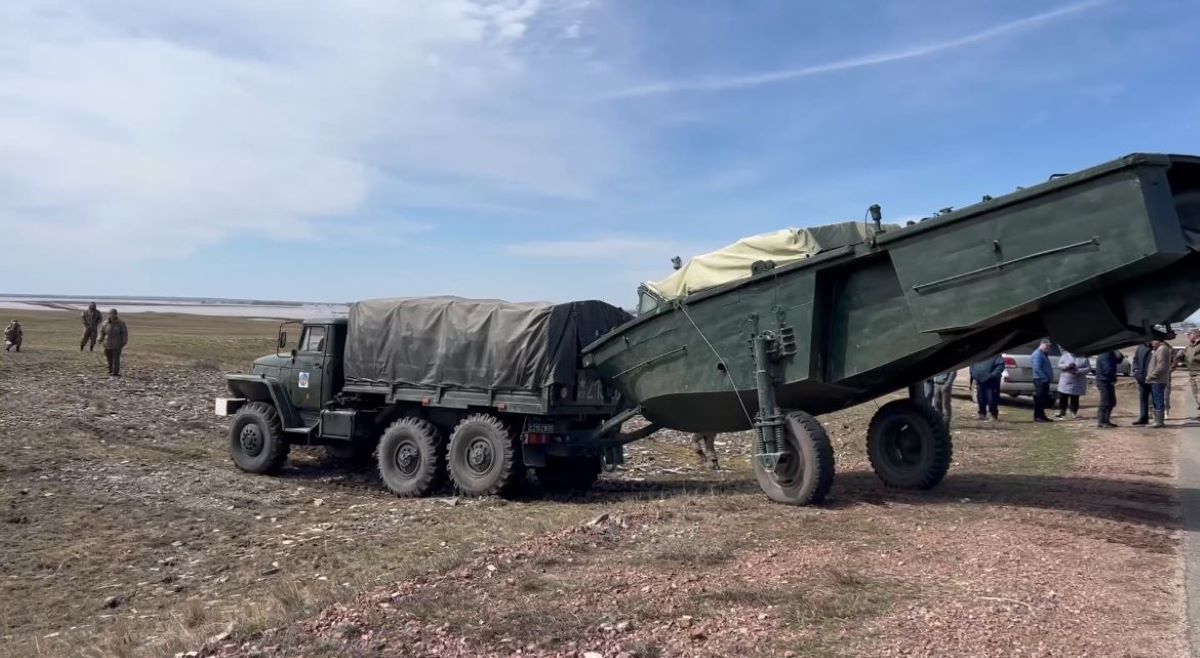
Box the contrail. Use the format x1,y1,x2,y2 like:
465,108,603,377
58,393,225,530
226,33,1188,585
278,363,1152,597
596,0,1111,100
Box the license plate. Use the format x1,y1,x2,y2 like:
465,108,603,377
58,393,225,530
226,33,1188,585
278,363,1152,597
527,422,555,434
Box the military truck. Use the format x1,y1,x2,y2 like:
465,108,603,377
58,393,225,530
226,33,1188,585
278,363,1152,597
215,297,631,497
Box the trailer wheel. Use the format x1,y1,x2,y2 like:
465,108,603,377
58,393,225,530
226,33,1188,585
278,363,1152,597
447,414,523,497
753,411,835,506
377,418,445,497
229,401,290,474
867,399,952,489
536,456,601,494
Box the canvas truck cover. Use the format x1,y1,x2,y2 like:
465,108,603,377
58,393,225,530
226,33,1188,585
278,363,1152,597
644,222,892,302
344,297,632,391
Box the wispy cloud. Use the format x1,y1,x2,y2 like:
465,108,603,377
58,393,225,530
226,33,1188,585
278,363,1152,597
0,0,617,266
597,0,1111,100
505,237,699,261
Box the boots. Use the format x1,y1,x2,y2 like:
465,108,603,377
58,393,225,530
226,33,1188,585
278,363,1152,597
1153,410,1166,428
1103,411,1118,428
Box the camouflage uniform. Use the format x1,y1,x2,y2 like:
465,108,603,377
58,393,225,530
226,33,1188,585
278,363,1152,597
80,304,102,351
98,312,129,376
1186,338,1200,417
4,321,22,352
692,432,718,470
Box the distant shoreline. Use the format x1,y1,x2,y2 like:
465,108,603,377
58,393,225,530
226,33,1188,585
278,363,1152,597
0,295,347,319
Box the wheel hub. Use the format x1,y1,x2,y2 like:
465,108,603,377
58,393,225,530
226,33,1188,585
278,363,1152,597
394,442,420,477
239,425,263,456
888,421,923,467
466,437,494,474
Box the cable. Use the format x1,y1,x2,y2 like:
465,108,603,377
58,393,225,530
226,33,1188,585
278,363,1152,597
674,301,757,429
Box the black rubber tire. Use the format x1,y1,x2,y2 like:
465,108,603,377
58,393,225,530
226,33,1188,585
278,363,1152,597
229,401,290,474
536,456,601,494
376,418,445,497
447,414,523,497
752,411,835,506
867,399,953,490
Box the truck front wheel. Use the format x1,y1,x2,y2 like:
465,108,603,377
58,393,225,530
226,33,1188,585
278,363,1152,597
229,402,290,474
377,418,446,497
447,414,523,497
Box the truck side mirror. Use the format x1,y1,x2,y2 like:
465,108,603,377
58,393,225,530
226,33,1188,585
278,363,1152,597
278,331,288,349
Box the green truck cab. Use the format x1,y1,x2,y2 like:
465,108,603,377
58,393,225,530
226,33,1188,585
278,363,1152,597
215,299,637,498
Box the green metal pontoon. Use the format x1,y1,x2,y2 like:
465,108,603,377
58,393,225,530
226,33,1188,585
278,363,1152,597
584,153,1200,505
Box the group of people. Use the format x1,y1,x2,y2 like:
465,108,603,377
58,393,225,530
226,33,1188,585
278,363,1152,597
931,331,1200,429
2,302,130,376
995,334,1195,428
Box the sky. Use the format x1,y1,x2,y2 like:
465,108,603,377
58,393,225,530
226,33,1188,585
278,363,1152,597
1,0,1198,307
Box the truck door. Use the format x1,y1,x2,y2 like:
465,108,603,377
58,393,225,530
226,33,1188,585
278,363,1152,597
290,324,332,414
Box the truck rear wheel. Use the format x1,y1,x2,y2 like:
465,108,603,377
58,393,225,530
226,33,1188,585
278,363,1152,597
753,411,835,506
377,418,446,497
867,399,952,489
229,402,290,474
536,456,601,494
447,414,523,497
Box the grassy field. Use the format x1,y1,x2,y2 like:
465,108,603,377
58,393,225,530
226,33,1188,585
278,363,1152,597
0,309,1188,657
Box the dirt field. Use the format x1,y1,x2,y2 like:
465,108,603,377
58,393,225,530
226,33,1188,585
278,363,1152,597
0,310,1189,657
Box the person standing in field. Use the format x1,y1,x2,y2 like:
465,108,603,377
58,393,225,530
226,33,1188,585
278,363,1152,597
4,320,22,352
98,309,129,377
1031,340,1055,423
1132,342,1155,425
1147,339,1173,428
1186,330,1200,419
80,302,102,352
931,368,957,423
970,354,1005,421
692,432,719,470
1055,350,1090,419
1094,351,1122,428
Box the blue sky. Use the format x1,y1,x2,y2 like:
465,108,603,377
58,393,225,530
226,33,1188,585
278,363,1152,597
1,0,1198,307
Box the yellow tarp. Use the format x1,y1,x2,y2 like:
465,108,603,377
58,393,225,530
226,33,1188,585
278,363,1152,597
644,222,882,302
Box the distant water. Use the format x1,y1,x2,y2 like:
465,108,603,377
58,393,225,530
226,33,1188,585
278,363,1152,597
0,296,347,320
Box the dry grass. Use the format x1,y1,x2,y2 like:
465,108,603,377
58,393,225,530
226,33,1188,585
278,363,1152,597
0,308,1187,658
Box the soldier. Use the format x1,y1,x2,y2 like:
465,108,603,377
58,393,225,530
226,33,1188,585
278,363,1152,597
931,368,957,423
692,432,719,470
1186,330,1200,419
80,302,102,351
98,309,129,376
3,320,22,352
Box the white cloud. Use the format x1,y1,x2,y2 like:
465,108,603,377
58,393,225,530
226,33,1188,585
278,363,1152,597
504,237,700,261
564,22,582,39
0,0,617,266
597,0,1112,100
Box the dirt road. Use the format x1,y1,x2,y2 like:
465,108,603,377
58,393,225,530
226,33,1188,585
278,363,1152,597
0,311,1188,657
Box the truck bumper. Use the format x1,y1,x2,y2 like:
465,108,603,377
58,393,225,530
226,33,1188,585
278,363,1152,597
214,397,247,417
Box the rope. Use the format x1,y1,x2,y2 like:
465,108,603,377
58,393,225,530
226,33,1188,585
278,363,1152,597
674,301,757,429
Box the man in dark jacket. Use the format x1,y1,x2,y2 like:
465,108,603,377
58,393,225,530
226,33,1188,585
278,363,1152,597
1131,342,1154,425
80,302,102,352
1094,351,1123,428
1031,341,1055,422
98,309,129,376
970,355,1005,421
